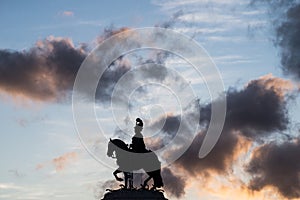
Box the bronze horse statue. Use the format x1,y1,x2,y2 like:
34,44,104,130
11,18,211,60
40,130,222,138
107,139,163,189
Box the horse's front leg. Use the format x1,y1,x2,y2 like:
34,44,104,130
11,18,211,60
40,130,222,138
124,172,128,189
113,168,123,182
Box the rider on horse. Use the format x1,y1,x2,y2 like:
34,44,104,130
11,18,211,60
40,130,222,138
107,118,163,190
130,118,149,153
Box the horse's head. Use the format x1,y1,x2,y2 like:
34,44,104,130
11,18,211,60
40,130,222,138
107,138,115,158
107,138,128,158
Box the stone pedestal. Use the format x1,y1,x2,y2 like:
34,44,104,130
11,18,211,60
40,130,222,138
102,189,168,200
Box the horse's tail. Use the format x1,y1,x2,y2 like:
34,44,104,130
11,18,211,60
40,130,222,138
152,169,164,188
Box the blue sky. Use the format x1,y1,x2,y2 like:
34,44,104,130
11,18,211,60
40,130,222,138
0,0,161,49
1,1,300,200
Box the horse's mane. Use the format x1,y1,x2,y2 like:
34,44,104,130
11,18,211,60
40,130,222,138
111,139,128,151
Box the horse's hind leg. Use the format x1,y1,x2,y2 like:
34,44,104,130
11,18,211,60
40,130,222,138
124,172,128,189
113,169,123,182
128,172,133,189
142,176,152,189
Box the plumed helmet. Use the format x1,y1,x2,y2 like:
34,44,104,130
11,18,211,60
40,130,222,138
136,118,143,127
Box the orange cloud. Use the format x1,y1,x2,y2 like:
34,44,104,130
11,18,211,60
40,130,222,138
52,152,78,171
185,174,287,200
95,27,131,44
35,163,44,170
0,36,86,102
246,73,297,99
62,11,74,17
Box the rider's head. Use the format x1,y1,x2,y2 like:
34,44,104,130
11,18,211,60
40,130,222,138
134,118,143,133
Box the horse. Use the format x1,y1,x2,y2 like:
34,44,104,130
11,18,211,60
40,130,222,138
107,138,163,190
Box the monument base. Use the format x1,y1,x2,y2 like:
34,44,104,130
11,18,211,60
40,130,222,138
102,188,168,200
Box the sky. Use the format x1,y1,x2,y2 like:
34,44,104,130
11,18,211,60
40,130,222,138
1,0,300,199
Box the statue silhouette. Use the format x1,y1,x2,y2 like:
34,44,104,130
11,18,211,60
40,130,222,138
107,139,163,189
106,118,163,190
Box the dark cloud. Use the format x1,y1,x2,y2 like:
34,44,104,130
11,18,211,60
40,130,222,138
276,3,300,79
249,0,295,11
201,75,290,138
176,129,239,175
139,61,169,81
0,37,86,101
183,75,290,173
95,57,131,103
159,115,181,136
0,26,182,103
147,75,293,195
146,101,199,151
246,138,300,198
0,28,132,103
251,0,300,80
221,77,289,137
161,168,186,198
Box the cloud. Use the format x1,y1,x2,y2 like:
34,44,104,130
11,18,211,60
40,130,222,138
156,10,184,28
147,75,295,197
246,138,300,198
177,74,293,174
250,0,300,80
0,28,132,103
36,152,78,172
52,152,78,171
153,0,242,12
0,183,23,190
0,37,86,102
57,11,74,17
15,114,47,127
176,130,240,175
35,163,44,170
276,3,300,80
201,74,294,139
222,74,291,138
213,55,257,65
62,11,74,17
161,168,186,198
0,26,181,104
8,169,25,178
94,180,119,199
178,12,242,24
95,26,131,44
95,56,131,103
246,73,297,98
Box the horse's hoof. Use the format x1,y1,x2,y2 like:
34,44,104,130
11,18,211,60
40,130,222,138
116,177,123,181
150,187,156,191
141,184,149,190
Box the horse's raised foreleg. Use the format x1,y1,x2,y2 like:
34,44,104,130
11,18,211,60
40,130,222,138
113,168,123,182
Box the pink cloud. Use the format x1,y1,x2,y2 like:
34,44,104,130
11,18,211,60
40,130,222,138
52,152,78,171
62,11,74,17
